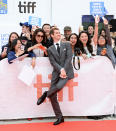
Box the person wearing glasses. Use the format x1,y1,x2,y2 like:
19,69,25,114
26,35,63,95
28,28,47,57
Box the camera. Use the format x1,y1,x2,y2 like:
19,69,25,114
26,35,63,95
74,48,81,56
73,48,81,70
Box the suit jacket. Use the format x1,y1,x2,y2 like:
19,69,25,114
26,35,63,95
47,42,74,81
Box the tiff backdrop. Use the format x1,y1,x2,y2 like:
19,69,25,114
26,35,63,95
0,0,116,50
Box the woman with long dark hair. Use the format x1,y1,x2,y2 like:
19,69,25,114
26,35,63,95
68,33,81,70
28,28,47,57
78,31,93,59
78,16,99,59
68,33,79,55
1,32,19,60
8,38,36,67
97,17,116,68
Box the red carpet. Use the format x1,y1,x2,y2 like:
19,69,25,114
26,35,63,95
0,120,116,131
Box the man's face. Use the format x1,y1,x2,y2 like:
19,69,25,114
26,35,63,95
64,30,72,39
51,29,61,41
88,26,94,35
43,25,51,36
22,26,30,33
22,25,27,33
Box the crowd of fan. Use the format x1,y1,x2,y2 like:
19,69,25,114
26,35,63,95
0,16,116,120
0,16,116,69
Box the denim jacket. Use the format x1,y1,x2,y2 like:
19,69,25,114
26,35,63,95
97,24,116,68
97,44,116,68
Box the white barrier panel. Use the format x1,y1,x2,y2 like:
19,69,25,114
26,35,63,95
0,56,115,119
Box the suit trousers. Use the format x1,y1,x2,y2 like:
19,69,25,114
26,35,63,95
47,77,68,118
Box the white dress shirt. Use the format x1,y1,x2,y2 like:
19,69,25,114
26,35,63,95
54,41,60,50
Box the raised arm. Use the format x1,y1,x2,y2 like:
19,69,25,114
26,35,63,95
103,17,112,45
93,15,100,46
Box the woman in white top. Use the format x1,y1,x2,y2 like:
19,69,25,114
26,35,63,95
28,28,47,57
77,16,99,59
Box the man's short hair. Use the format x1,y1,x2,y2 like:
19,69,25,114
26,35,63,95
50,27,59,35
42,23,51,29
87,24,94,29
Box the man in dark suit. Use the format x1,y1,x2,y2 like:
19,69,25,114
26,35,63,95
37,27,74,125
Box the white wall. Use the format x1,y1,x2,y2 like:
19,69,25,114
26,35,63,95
52,0,116,34
0,0,51,49
0,0,116,48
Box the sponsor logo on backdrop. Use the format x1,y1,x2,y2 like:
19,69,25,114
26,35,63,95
0,34,9,48
34,74,78,101
0,0,7,14
18,1,36,13
28,16,41,26
90,2,108,17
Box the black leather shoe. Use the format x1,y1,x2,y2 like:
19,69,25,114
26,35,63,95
87,115,105,120
53,116,64,125
37,91,47,105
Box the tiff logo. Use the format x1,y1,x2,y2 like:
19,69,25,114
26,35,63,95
34,74,78,102
18,1,36,13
